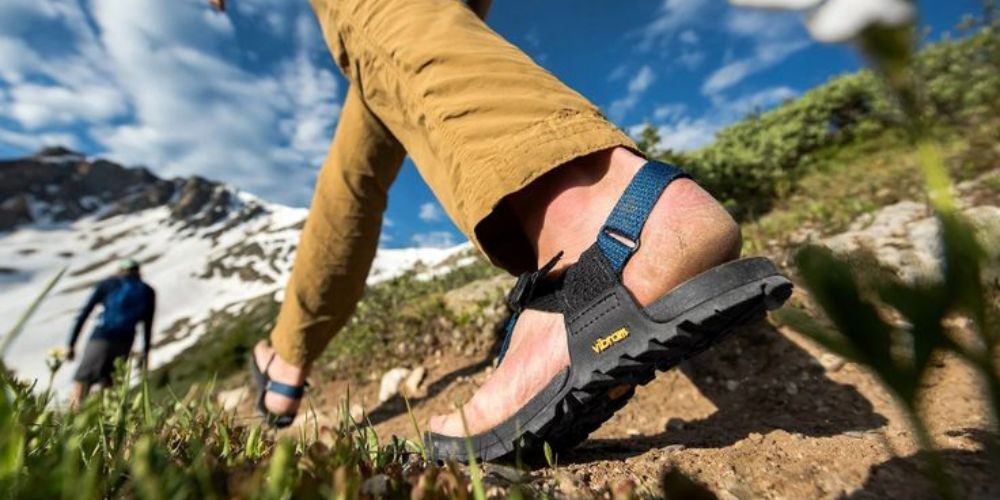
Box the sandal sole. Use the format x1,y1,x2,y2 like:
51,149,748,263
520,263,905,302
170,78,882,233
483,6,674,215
425,257,792,462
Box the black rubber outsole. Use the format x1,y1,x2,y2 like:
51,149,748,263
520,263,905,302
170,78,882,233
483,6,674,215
424,257,793,463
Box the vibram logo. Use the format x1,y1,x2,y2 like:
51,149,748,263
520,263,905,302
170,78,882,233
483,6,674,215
592,327,629,354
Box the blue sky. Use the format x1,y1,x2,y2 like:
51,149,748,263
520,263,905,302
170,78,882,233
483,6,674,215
0,0,979,248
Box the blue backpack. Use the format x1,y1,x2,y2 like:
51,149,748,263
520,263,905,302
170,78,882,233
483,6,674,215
99,278,147,333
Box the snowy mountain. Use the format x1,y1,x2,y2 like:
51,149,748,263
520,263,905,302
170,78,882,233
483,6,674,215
0,148,469,395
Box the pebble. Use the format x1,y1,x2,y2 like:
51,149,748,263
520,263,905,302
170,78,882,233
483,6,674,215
403,366,427,396
786,382,799,395
725,380,740,392
666,418,687,431
378,367,411,403
361,474,388,496
662,444,685,453
215,387,247,411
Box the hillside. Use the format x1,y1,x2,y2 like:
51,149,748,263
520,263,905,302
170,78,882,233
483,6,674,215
0,148,470,397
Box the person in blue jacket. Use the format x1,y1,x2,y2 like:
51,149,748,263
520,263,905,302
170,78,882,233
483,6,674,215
65,259,156,408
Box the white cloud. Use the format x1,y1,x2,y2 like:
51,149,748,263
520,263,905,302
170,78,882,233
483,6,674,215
649,118,721,151
411,231,456,249
8,83,127,129
726,85,797,112
653,103,687,121
0,0,342,207
607,65,657,123
731,0,818,7
0,128,82,152
636,85,799,152
418,202,443,222
679,30,699,45
701,40,808,95
701,9,808,96
725,10,798,39
638,0,711,50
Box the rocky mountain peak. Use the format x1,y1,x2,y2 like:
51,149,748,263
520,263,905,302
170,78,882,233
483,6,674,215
0,147,262,232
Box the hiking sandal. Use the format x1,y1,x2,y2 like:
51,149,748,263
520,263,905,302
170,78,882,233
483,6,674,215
248,349,306,428
424,161,793,462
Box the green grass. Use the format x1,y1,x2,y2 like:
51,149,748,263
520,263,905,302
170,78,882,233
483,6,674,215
319,253,503,379
0,362,505,499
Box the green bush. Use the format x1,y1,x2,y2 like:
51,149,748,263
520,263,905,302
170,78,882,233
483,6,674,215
642,29,1000,219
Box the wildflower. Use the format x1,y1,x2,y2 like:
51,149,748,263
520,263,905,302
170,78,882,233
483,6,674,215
731,0,915,42
46,347,66,374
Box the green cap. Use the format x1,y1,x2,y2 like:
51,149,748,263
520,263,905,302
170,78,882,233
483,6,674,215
118,259,139,270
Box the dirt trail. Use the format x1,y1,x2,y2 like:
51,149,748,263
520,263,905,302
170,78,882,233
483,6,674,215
253,316,998,499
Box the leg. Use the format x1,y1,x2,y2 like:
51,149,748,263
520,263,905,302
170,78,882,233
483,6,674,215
311,0,742,437
69,382,90,410
260,85,405,416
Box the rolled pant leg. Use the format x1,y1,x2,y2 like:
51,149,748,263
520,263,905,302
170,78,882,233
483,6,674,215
312,0,637,273
271,85,405,367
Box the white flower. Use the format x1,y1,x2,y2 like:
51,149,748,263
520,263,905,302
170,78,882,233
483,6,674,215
730,0,916,42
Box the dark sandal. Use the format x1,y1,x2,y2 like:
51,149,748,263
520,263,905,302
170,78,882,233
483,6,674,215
424,160,793,462
248,350,306,428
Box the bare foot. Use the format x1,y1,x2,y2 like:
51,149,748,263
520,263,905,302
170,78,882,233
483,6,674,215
427,148,741,436
253,340,309,417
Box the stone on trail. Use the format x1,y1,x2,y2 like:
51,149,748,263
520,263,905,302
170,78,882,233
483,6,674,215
361,474,388,496
378,367,412,403
822,200,1000,284
403,366,427,397
216,386,248,411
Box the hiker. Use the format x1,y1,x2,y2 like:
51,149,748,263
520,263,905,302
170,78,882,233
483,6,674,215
241,0,791,460
65,259,156,409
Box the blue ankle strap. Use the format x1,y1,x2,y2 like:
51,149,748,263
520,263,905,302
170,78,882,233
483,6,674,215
597,161,688,274
266,380,305,400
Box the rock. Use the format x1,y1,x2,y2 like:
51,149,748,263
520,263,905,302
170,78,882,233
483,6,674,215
822,200,1000,284
819,353,846,372
442,274,515,317
725,380,740,392
403,366,427,397
216,386,248,411
662,444,686,453
361,474,389,496
378,367,411,403
786,382,799,395
486,463,527,484
666,418,686,431
397,342,411,356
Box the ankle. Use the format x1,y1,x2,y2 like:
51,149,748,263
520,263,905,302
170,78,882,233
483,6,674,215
509,147,741,303
509,147,647,269
256,342,309,384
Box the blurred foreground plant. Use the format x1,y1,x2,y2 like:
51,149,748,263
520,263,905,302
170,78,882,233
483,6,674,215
734,0,999,497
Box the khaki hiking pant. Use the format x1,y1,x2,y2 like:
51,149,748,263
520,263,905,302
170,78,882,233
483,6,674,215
271,0,637,366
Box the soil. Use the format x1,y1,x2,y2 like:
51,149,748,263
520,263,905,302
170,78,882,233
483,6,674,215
240,312,999,499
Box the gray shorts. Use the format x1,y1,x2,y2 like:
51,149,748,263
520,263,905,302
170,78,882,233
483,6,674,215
73,339,133,386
